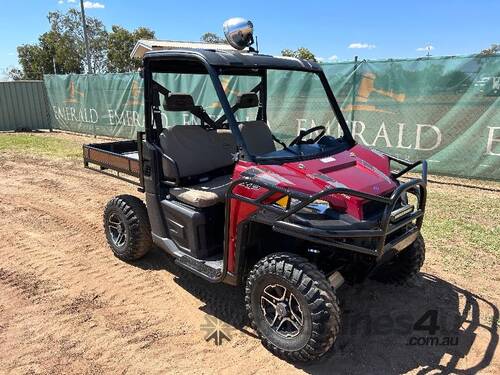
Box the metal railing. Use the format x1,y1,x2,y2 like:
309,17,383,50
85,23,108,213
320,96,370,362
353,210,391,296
227,159,427,257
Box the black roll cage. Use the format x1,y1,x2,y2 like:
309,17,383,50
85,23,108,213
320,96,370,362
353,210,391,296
142,50,355,163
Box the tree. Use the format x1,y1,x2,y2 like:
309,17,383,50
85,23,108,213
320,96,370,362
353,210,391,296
281,47,317,62
17,31,83,79
15,9,107,79
47,9,108,73
201,32,226,44
281,48,295,57
7,67,24,81
480,44,499,56
41,30,83,73
14,9,157,78
17,44,46,80
107,26,155,72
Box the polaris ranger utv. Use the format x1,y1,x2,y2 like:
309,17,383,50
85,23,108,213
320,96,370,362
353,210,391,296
83,19,427,362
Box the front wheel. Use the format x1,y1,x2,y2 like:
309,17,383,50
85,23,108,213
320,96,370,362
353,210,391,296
245,253,340,362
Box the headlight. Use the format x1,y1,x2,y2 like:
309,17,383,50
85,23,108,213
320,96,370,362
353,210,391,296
305,199,330,214
274,196,330,214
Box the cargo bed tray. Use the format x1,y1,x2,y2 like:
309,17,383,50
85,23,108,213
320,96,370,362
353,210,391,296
83,138,143,186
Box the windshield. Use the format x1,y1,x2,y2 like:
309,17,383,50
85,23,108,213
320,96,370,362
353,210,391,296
231,70,351,163
267,70,343,144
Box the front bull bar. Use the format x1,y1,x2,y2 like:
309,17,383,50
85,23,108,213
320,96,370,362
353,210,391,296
226,158,428,258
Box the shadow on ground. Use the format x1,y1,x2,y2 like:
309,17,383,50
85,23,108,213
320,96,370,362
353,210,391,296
132,248,498,374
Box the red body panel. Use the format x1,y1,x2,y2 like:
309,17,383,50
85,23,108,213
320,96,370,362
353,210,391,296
227,145,397,272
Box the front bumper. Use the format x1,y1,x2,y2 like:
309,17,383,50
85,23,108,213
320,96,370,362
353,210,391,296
228,157,427,259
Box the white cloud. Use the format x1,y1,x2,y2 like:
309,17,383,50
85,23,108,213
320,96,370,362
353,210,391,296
348,43,376,49
416,44,434,51
7,52,15,56
68,0,76,3
317,55,338,62
58,0,64,4
83,1,105,8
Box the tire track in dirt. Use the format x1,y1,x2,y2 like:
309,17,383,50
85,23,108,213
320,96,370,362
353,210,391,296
0,242,183,374
0,279,117,374
0,166,238,319
0,155,271,374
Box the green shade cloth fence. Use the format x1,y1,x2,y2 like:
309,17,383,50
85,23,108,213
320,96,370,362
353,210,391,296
44,54,500,180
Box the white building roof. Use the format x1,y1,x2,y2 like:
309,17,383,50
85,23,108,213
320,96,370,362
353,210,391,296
131,39,239,59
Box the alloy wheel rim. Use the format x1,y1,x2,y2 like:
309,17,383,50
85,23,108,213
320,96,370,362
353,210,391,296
108,213,127,247
260,283,304,338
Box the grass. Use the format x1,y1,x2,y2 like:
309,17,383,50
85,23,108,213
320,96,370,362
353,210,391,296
0,132,83,159
422,187,500,275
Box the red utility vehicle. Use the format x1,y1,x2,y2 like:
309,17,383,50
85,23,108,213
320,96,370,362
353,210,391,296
83,19,427,362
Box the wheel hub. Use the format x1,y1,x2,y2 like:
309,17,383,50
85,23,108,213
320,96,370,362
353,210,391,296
108,213,127,247
260,283,304,338
276,302,288,317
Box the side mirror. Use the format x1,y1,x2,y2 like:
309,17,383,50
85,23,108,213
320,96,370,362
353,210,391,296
223,17,254,50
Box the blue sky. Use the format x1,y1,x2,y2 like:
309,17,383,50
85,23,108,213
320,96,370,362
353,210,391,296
1,0,499,77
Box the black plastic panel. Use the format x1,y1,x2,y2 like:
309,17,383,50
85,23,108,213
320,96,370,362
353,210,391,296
161,199,224,259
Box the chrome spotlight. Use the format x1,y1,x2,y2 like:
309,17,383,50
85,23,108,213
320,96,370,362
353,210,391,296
223,17,254,50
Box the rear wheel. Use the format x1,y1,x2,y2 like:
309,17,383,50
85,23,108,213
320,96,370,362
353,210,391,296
103,195,152,261
371,233,425,284
245,253,340,362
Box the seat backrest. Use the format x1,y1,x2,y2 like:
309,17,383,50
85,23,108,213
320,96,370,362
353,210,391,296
210,129,237,157
239,121,276,156
159,125,235,180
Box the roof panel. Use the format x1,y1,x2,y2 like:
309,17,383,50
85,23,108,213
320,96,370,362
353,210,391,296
131,39,239,58
143,49,322,72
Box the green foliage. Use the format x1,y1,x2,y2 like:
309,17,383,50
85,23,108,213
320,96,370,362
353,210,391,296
7,67,24,81
200,32,226,44
281,47,317,62
480,44,499,56
47,9,108,73
281,48,295,57
16,44,50,80
14,9,155,78
107,26,155,72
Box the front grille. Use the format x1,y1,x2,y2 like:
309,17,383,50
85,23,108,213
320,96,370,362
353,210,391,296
362,191,397,220
362,200,386,219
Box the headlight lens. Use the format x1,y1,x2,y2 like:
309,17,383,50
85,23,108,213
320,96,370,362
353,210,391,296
274,196,330,214
305,199,330,214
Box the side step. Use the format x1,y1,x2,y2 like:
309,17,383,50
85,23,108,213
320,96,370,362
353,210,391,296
175,256,222,282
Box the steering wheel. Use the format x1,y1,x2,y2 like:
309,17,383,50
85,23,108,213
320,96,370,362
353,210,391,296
289,126,326,147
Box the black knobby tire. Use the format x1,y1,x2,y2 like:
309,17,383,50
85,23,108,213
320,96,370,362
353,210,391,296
245,253,340,362
371,234,425,284
103,195,152,261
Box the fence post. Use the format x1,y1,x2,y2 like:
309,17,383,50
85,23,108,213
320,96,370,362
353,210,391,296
350,55,358,131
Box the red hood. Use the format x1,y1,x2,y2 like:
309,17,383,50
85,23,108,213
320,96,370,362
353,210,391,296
234,145,396,219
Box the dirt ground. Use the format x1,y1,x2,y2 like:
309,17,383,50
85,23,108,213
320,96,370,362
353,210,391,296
0,132,498,374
